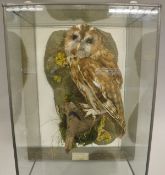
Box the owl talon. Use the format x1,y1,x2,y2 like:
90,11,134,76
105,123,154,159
84,108,98,118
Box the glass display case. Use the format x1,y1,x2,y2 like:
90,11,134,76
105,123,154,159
3,2,160,175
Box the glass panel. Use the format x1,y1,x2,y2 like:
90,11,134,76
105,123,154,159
3,3,160,175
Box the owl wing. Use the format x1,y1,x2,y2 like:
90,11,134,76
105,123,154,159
79,58,125,131
97,51,123,88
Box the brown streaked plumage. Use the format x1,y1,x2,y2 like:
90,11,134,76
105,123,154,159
64,24,126,135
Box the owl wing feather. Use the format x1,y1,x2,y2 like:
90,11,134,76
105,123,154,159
96,50,123,88
78,57,125,131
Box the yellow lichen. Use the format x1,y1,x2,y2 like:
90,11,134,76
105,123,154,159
96,116,112,144
53,75,62,83
64,95,70,102
54,52,67,67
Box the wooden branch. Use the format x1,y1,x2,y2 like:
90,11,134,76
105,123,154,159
63,102,98,152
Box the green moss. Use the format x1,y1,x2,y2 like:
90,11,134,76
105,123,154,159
53,75,62,83
75,127,98,146
59,114,67,141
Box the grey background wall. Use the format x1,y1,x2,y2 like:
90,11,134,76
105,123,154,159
147,0,165,174
0,0,165,175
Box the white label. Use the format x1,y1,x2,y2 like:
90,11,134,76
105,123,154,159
72,153,89,160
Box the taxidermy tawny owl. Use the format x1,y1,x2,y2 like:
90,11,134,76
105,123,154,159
64,24,126,135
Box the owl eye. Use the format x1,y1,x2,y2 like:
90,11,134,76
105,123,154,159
86,38,93,44
72,34,78,40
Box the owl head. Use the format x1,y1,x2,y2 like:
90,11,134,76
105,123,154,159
65,24,103,62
